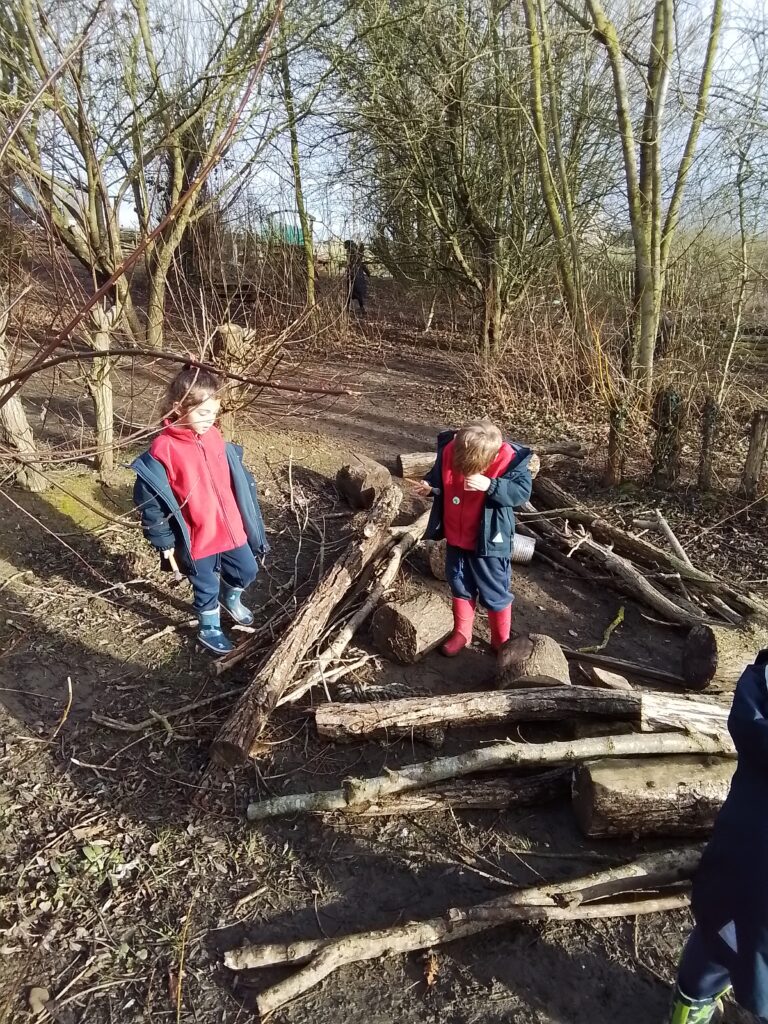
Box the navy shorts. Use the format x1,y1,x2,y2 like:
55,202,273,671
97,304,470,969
445,545,512,611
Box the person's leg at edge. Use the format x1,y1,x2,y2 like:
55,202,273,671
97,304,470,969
190,554,234,656
219,544,259,626
670,924,733,1023
442,546,477,657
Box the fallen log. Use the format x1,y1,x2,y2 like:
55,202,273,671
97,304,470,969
497,633,571,688
224,847,700,1015
281,512,430,705
246,730,735,820
573,755,735,838
336,454,393,510
531,477,768,623
313,686,728,743
348,768,570,815
682,622,768,691
210,488,403,766
396,441,586,479
371,592,453,664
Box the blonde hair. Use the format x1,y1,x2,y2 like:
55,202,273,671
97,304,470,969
453,420,503,475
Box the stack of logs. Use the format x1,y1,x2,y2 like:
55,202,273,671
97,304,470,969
216,442,767,1015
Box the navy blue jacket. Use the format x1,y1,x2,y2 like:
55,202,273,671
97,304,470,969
691,651,768,1015
423,430,534,558
131,443,268,576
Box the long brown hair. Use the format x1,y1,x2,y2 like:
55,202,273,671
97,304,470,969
162,365,220,419
452,420,503,475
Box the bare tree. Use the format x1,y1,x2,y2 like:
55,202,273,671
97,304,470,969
0,0,278,478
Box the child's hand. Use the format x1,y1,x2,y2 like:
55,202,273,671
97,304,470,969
528,454,541,478
414,480,432,497
465,473,491,492
162,549,175,558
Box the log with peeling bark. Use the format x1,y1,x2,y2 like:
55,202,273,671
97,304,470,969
223,847,700,1015
336,454,393,510
281,512,430,706
371,592,453,663
530,477,768,623
313,686,729,743
497,633,571,688
246,730,735,820
348,768,570,815
683,622,768,691
573,755,735,838
209,488,403,766
395,441,586,479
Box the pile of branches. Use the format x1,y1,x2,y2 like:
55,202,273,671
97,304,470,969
209,444,760,1016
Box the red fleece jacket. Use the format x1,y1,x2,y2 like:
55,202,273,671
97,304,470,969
441,439,515,550
150,423,246,559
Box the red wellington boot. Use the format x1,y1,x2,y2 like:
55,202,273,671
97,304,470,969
440,598,476,657
488,604,513,652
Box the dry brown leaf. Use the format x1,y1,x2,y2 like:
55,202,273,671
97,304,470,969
423,950,439,988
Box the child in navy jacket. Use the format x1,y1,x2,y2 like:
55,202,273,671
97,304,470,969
669,649,768,1023
418,420,539,655
132,366,268,655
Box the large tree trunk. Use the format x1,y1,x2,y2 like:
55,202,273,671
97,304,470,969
314,685,728,743
0,283,47,492
573,755,734,838
210,488,403,765
84,308,116,483
683,622,768,691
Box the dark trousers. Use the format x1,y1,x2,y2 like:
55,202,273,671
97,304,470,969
677,922,736,1001
445,545,512,611
189,544,258,613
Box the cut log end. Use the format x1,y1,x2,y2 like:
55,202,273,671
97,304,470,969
573,755,735,839
372,593,453,664
683,623,761,691
497,633,571,689
337,455,393,511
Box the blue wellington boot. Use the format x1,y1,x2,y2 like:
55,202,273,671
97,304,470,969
220,585,255,626
198,609,234,655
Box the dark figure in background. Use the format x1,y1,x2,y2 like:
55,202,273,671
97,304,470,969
344,240,370,314
669,649,768,1023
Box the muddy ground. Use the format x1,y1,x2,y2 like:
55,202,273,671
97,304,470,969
0,310,763,1023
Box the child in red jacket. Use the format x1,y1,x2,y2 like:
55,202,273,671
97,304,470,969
418,421,539,656
132,366,268,655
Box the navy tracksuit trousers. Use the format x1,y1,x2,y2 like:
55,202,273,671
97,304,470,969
189,544,259,613
445,545,512,611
